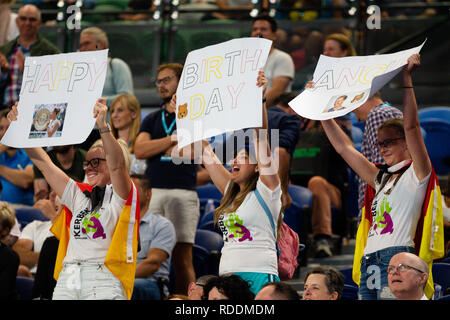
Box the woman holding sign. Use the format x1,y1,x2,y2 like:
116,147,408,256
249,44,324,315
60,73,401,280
318,54,443,300
194,70,282,295
7,98,139,300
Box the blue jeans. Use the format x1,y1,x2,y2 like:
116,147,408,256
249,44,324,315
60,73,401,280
359,246,415,300
131,278,161,300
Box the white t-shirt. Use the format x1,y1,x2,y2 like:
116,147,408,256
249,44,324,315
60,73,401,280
61,179,126,263
218,178,282,275
45,119,61,137
19,220,53,272
263,48,295,93
364,164,431,255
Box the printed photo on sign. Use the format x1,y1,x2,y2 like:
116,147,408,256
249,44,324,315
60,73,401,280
322,89,368,113
29,102,67,139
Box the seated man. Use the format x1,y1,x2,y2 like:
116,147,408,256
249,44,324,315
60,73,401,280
187,274,218,300
131,174,176,300
255,281,300,300
12,189,61,276
0,108,34,206
388,252,429,300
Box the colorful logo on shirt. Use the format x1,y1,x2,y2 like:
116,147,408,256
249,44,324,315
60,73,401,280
81,212,106,239
223,213,253,242
373,197,394,235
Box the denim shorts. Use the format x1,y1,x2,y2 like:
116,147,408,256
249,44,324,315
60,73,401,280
230,272,280,296
359,246,415,300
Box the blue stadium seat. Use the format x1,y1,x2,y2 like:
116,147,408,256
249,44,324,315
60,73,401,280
195,229,224,253
198,210,215,227
351,126,363,145
288,185,313,209
339,267,358,288
192,244,215,277
198,198,221,222
418,106,450,123
16,276,34,300
198,220,222,235
341,284,359,300
437,294,450,300
419,118,450,175
15,208,49,230
197,183,223,201
432,263,450,293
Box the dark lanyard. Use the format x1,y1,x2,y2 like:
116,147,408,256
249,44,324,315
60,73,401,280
161,110,176,136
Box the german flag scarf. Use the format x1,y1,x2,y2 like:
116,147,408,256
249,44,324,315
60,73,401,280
353,163,444,299
50,181,140,300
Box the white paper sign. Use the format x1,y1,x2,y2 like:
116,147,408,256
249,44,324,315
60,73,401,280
175,37,272,148
1,50,108,148
289,41,426,120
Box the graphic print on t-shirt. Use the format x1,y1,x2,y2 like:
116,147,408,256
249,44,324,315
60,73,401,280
73,208,106,240
369,196,394,237
219,212,253,243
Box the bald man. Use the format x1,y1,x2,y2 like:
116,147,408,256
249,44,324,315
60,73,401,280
388,252,429,300
0,4,59,109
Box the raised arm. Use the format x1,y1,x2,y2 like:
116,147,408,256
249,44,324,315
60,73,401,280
7,104,69,198
321,118,379,188
94,98,132,200
401,54,432,181
254,70,280,190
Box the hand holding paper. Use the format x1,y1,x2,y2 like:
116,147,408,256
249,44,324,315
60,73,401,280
93,98,108,128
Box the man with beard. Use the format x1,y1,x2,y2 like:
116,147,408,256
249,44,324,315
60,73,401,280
135,63,199,295
33,144,86,201
0,108,34,205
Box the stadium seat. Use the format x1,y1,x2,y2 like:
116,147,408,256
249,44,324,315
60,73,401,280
288,185,313,209
195,229,224,253
16,276,34,300
197,183,223,201
437,294,450,300
339,267,358,288
198,210,215,227
341,284,359,300
192,244,214,277
15,208,49,230
418,106,450,123
199,198,221,217
419,118,450,175
198,220,222,235
432,263,450,293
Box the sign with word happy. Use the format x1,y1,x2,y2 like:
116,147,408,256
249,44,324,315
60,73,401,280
2,50,108,148
175,37,272,148
289,41,426,120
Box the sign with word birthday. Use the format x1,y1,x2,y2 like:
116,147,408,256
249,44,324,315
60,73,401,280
175,37,272,148
2,50,108,148
289,40,426,120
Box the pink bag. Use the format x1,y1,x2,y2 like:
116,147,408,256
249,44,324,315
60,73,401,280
277,222,300,280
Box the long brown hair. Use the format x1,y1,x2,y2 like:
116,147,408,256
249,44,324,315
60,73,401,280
213,147,283,240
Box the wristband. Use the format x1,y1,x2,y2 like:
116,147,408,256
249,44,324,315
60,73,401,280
99,123,111,134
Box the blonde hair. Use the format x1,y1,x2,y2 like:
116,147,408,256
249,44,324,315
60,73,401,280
110,94,141,154
81,27,109,49
325,33,356,57
89,138,132,172
0,201,16,239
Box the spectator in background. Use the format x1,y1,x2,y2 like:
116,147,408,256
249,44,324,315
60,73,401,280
201,275,255,300
255,281,300,300
109,93,147,174
0,108,34,206
187,274,218,300
135,63,199,295
0,4,59,109
0,201,19,300
323,33,356,58
0,0,19,45
352,91,403,217
131,174,176,300
12,189,60,277
388,252,429,300
79,27,133,107
33,144,86,202
22,0,97,23
302,266,344,300
251,15,295,107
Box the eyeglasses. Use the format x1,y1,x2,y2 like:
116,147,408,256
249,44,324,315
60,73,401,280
18,16,38,23
377,137,404,149
155,76,174,87
83,158,106,169
387,263,425,275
